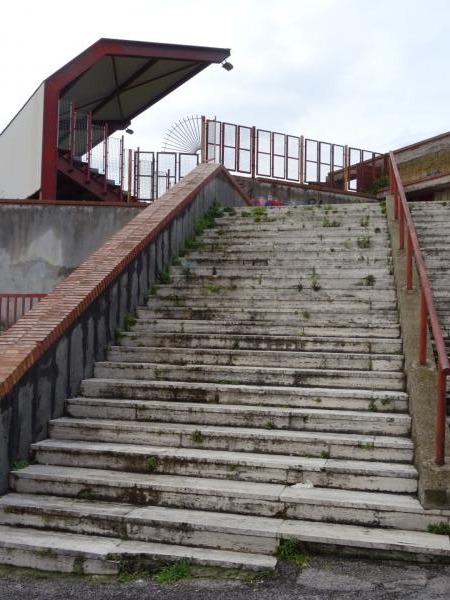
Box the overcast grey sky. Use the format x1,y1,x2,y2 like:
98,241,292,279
2,0,449,154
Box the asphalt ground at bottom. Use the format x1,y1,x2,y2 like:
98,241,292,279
0,555,449,600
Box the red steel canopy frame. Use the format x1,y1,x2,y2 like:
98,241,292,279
39,38,230,199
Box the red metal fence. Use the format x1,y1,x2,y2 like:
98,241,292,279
57,101,199,203
204,118,385,193
0,294,46,333
389,151,449,465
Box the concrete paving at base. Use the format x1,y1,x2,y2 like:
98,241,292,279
0,555,450,600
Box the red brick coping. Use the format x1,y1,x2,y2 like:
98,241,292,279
0,163,248,400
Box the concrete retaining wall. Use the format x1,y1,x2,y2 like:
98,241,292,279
0,164,247,493
0,202,144,294
233,175,376,205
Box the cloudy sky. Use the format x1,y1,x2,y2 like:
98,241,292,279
1,0,449,154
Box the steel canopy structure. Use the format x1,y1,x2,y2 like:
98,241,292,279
0,38,230,200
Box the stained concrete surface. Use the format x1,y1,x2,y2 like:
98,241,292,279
1,556,450,599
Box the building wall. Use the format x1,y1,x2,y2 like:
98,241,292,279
0,203,143,294
0,85,45,199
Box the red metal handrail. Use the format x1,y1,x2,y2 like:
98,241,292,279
389,151,450,465
0,294,46,332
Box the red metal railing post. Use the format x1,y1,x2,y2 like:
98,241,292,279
135,148,140,202
86,112,92,183
6,298,10,329
435,363,447,465
398,195,405,250
251,127,256,179
299,135,304,185
419,287,428,365
119,136,124,203
127,149,133,203
200,116,206,163
406,229,413,290
103,124,109,194
69,102,75,169
344,145,349,191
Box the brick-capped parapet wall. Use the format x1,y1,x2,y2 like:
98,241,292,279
0,163,248,493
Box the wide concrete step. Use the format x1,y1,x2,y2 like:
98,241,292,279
82,379,409,412
0,524,274,574
133,318,400,339
195,241,391,254
119,332,403,354
207,225,388,241
142,307,399,324
108,346,403,372
30,439,418,492
171,265,393,280
66,398,411,435
2,494,449,560
49,418,413,462
152,286,398,302
188,247,392,260
94,362,405,391
148,296,396,312
169,274,395,291
214,214,388,226
201,227,390,240
182,253,389,266
9,466,436,531
0,494,279,555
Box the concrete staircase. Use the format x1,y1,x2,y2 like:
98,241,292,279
1,202,450,576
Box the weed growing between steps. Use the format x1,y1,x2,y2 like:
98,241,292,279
275,539,309,568
116,312,138,340
157,268,172,285
427,522,450,535
153,560,192,584
357,236,371,249
146,456,159,472
310,268,321,291
11,459,29,470
190,430,205,444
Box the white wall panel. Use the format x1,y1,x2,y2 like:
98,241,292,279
0,84,45,198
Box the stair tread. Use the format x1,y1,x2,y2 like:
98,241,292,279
32,438,418,477
8,467,428,510
68,398,411,421
51,417,413,447
83,378,409,399
0,524,275,569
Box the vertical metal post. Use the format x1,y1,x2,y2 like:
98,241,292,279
251,127,256,179
119,136,124,203
270,132,274,179
69,102,75,169
344,145,349,191
127,149,133,203
86,112,92,183
135,148,140,202
200,116,206,163
406,229,413,290
220,123,225,166
435,363,446,465
419,288,428,365
299,135,304,185
398,198,405,250
103,124,109,195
